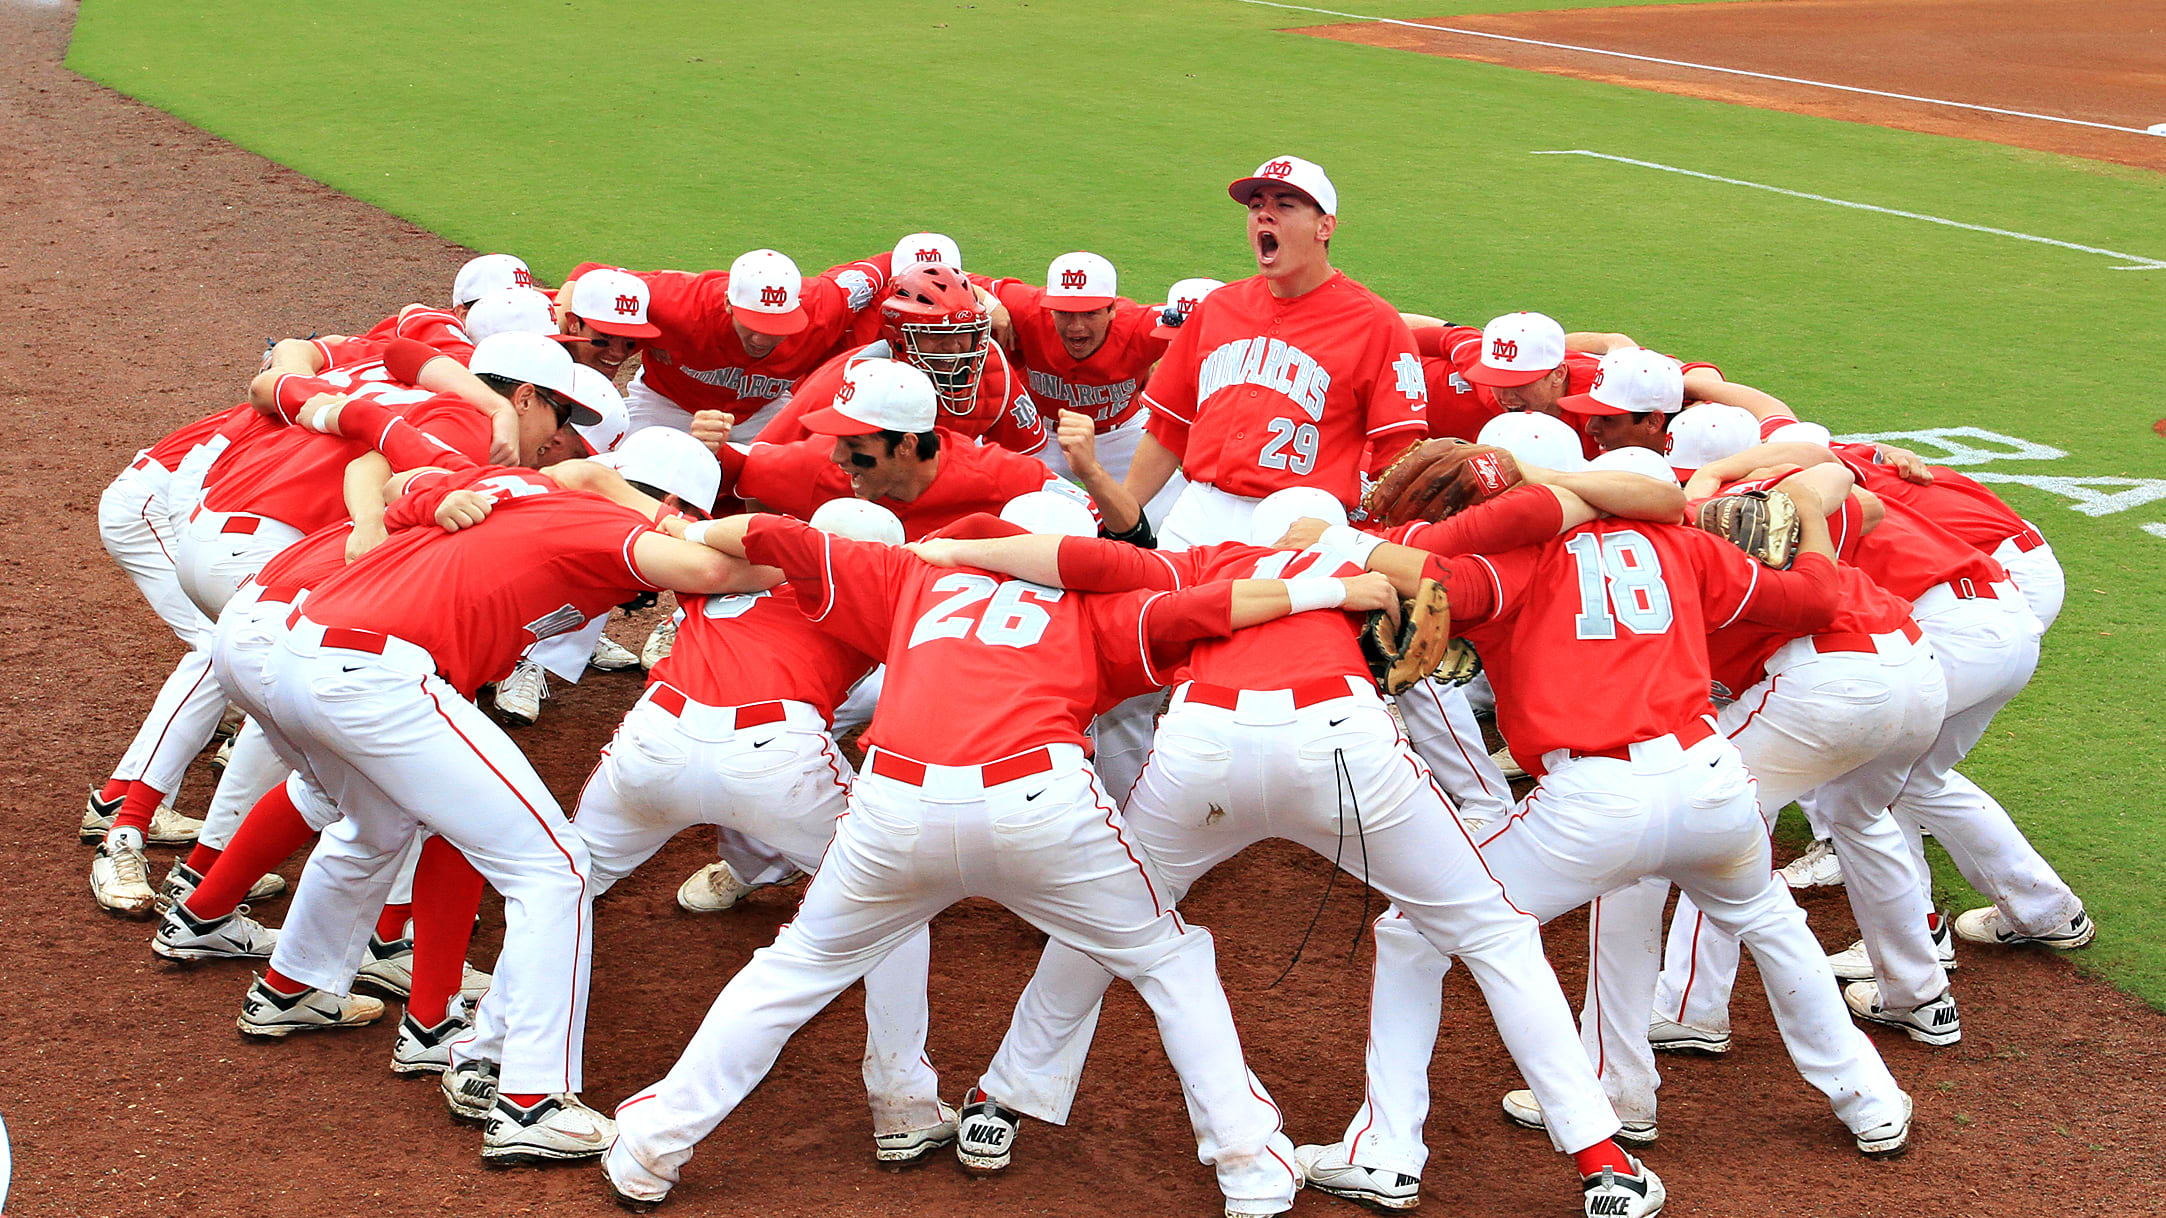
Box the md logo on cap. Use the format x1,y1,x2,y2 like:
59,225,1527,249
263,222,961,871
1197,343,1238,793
1491,338,1519,362
759,285,788,307
614,294,641,316
1177,296,1200,313
1591,368,1606,390
1263,159,1294,178
513,269,535,288
1059,268,1089,290
913,248,940,263
836,379,857,405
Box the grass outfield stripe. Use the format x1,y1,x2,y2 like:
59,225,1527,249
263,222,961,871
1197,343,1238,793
1236,0,2166,138
1529,150,2166,270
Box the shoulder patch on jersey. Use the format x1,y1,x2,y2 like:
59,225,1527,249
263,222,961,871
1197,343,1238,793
835,269,876,312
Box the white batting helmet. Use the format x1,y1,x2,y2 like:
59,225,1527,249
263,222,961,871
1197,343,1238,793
811,498,906,546
1249,486,1346,547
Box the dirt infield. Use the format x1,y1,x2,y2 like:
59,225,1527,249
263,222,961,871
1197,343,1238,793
1301,0,2166,173
4,1,2164,1215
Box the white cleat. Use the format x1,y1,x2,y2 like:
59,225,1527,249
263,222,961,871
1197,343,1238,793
235,975,384,1038
493,658,549,726
1503,1089,1656,1148
874,1102,959,1164
1844,982,1961,1046
1646,1014,1729,1056
1582,1157,1665,1218
482,1093,616,1165
1951,905,2095,951
1294,1141,1420,1210
589,635,642,672
1779,838,1843,889
1854,1092,1914,1159
91,841,158,918
640,617,678,671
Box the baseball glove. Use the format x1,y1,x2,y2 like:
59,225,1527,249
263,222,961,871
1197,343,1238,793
1695,488,1803,569
1360,577,1453,695
1431,637,1483,687
1362,439,1523,526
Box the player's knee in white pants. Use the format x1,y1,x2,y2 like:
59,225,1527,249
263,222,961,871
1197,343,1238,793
1392,677,1512,827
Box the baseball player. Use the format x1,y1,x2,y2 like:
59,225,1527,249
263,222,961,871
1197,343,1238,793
906,484,1682,1217
362,252,532,346
602,508,1398,1215
554,266,660,380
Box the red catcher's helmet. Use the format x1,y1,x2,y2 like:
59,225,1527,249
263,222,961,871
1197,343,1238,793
878,265,989,417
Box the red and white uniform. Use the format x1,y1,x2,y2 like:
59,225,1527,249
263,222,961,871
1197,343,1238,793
757,341,1047,457
1142,272,1426,546
597,258,884,438
608,516,1299,1215
1347,522,1908,1143
1411,323,1508,441
716,427,1072,541
983,513,1630,1179
1834,444,2063,628
359,305,475,364
260,468,665,1097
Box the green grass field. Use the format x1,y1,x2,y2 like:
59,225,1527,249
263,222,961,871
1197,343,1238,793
69,0,2166,1005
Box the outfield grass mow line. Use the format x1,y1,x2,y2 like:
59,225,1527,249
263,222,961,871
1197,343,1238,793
1530,150,2166,271
1235,0,2166,141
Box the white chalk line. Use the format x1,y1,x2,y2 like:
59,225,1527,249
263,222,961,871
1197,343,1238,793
1530,150,2166,270
1236,0,2166,139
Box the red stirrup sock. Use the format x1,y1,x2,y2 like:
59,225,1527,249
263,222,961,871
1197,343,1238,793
405,837,485,1027
499,1093,546,1109
1574,1139,1636,1178
184,843,224,874
184,784,310,918
261,968,309,997
376,902,415,943
111,780,169,837
97,777,131,804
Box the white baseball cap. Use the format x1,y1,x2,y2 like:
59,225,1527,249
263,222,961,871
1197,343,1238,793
462,285,558,343
594,425,720,509
568,366,628,455
567,268,660,339
453,253,534,306
1153,277,1225,338
1562,347,1685,417
1766,420,1834,447
1665,404,1760,471
468,331,595,423
891,232,962,274
726,249,807,336
1043,252,1116,312
1477,411,1585,471
810,498,905,545
1462,312,1568,388
1229,155,1338,217
1001,490,1098,538
1249,485,1347,547
799,358,938,436
1586,443,1680,485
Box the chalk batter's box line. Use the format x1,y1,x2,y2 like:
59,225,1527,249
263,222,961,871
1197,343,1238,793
1237,0,2166,140
1528,151,2166,271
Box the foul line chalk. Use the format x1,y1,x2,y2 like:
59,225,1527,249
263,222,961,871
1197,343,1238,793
1235,0,2166,139
1530,150,2166,270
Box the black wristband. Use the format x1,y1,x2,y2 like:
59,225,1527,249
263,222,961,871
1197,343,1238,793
1102,516,1156,549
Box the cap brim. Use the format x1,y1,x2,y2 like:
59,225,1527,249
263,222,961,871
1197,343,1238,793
800,406,883,436
734,305,809,337
1150,321,1182,339
1557,392,1629,416
1046,295,1115,312
1461,361,1554,388
580,316,660,339
1227,177,1324,213
565,401,604,426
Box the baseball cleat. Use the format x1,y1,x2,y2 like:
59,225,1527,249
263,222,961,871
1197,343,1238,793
674,860,802,913
1294,1141,1420,1211
602,1141,669,1211
1843,982,1961,1046
1502,1090,1656,1148
589,635,642,672
211,735,235,772
1950,905,2094,951
1828,916,1957,983
482,1093,616,1165
354,933,495,1003
873,1102,958,1164
1853,1092,1914,1160
391,1007,475,1076
82,793,203,846
1779,838,1843,889
1581,1157,1664,1218
236,975,385,1038
151,899,279,961
640,617,678,671
442,1058,502,1125
493,658,549,727
161,859,286,905
954,1086,1022,1173
216,702,247,740
1646,1014,1729,1056
1488,744,1528,781
91,841,159,918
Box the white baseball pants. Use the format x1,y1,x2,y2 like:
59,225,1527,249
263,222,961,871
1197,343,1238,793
1655,631,1950,1029
623,369,791,444
608,745,1299,1215
1995,528,2064,631
979,679,1621,1176
1367,730,1907,1136
174,507,302,621
1393,677,1514,828
263,617,597,1095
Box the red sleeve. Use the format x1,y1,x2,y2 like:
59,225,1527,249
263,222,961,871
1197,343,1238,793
382,469,462,531
1053,536,1189,591
1829,494,1867,560
1144,407,1191,460
736,443,831,517
382,338,447,386
272,373,340,424
397,400,494,463
1730,551,1839,634
993,279,1041,315
741,515,905,653
630,269,734,342
1422,549,1524,631
715,443,749,499
393,307,471,351
328,398,477,472
1757,414,1800,440
1138,581,1238,651
1400,485,1565,556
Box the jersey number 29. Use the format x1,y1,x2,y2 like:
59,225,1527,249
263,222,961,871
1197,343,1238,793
1564,530,1674,639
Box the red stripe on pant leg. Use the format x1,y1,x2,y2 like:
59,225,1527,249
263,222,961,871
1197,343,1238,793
422,678,588,1093
1725,673,1784,741
141,496,175,565
1090,775,1166,917
116,663,217,832
1672,910,1707,1024
1423,682,1497,798
1589,896,1605,1079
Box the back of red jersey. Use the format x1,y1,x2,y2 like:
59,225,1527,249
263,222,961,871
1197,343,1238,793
1170,544,1369,688
1834,444,2025,550
253,523,354,593
361,305,473,362
299,469,661,697
650,585,876,721
1845,497,2005,603
145,404,251,472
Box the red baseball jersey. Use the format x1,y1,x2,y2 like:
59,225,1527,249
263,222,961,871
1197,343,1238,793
648,586,876,722
1832,444,2028,551
719,427,1070,541
1840,495,2007,604
759,342,1047,456
741,515,1238,764
1411,323,1504,441
143,404,252,473
360,305,474,363
1142,272,1426,506
1432,520,1838,773
597,258,884,419
302,467,663,697
253,523,357,592
992,281,1170,431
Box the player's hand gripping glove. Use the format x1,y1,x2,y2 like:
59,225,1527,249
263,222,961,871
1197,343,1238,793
1360,577,1454,695
1694,488,1802,568
1362,439,1523,525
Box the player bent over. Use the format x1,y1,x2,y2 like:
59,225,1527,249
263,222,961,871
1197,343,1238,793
602,510,1398,1215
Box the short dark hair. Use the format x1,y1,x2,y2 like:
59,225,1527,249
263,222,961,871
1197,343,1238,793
876,428,940,458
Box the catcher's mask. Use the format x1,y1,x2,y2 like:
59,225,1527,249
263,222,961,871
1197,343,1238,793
878,264,990,417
